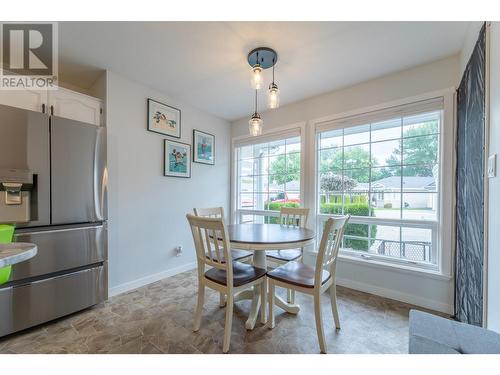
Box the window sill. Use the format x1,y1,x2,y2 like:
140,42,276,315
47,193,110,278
338,253,452,281
305,249,452,281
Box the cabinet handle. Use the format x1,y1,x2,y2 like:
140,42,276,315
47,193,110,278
50,105,54,115
42,104,46,113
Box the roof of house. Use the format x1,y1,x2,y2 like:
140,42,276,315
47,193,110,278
269,180,300,192
356,176,436,191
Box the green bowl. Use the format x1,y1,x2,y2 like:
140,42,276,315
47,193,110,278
0,224,15,285
0,266,11,284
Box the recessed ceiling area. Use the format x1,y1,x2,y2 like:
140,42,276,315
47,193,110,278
59,21,471,121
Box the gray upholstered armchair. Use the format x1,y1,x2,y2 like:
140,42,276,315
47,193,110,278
409,310,500,354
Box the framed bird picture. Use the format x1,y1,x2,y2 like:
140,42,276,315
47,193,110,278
164,139,191,178
147,98,181,138
193,129,215,165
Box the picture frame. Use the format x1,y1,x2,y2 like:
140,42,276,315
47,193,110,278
147,98,181,138
164,139,191,178
193,129,215,165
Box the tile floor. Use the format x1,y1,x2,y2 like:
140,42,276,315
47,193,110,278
0,269,442,354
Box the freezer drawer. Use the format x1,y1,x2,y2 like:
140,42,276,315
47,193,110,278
0,264,107,337
10,224,107,282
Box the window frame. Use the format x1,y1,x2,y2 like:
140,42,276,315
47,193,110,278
315,110,442,270
311,90,455,277
231,122,307,225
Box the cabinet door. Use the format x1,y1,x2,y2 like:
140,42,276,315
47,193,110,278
0,89,47,112
48,87,102,125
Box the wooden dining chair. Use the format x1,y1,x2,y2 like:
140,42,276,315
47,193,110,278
187,214,267,353
266,206,310,304
194,207,253,307
267,215,350,353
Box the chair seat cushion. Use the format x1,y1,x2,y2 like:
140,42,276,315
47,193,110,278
267,261,330,288
206,249,252,263
266,249,302,262
205,261,266,287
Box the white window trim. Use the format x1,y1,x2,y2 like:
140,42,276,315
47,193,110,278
315,112,442,272
230,121,307,225
309,88,456,278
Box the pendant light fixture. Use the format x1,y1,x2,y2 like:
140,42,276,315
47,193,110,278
251,63,263,90
248,89,263,136
268,57,279,109
247,47,279,136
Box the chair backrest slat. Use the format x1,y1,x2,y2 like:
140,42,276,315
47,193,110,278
315,215,350,286
213,227,222,262
279,207,309,228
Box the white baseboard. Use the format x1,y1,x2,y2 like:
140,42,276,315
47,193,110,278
108,262,197,298
336,276,453,314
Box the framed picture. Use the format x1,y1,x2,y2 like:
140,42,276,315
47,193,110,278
147,98,181,138
193,129,215,165
164,139,191,178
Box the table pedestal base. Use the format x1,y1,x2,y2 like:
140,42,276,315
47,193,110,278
234,289,300,330
235,250,300,330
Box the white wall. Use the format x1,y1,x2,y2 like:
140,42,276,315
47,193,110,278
232,56,460,314
459,22,485,78
89,72,107,102
106,71,231,295
486,22,500,333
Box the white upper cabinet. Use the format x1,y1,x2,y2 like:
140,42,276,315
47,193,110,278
0,86,103,126
48,87,102,126
0,89,48,113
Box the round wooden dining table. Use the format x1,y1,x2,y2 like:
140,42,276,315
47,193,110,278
227,223,316,330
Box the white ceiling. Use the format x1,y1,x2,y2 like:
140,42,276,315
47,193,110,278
59,22,471,121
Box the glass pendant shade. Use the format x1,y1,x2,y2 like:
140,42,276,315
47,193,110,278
268,83,280,109
251,64,263,90
248,113,263,136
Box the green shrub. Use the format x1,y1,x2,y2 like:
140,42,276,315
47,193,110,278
384,202,392,209
265,201,300,211
320,202,376,251
322,194,367,205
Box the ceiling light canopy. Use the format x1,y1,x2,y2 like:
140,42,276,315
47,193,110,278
247,47,279,135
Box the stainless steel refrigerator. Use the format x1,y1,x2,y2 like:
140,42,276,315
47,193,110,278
0,103,107,337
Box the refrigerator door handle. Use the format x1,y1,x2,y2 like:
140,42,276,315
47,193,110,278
93,127,107,222
15,223,104,236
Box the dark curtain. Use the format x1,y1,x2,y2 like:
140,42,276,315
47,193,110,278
455,23,486,326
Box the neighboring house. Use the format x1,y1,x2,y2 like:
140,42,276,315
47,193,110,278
354,176,437,209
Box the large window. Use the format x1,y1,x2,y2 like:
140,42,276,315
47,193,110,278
236,135,301,224
317,106,442,268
